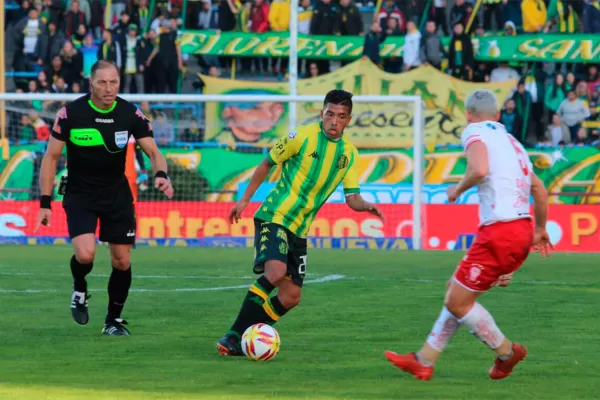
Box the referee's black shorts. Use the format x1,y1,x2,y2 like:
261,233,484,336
62,182,136,245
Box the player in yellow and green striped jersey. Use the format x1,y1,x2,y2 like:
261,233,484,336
217,89,384,356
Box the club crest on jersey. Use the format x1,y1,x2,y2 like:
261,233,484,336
114,131,129,148
337,155,349,169
288,131,297,139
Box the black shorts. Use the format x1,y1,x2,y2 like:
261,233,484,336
62,185,136,245
253,219,308,287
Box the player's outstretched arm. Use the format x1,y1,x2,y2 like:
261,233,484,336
531,173,553,257
229,158,273,224
345,194,384,220
137,137,174,199
448,141,488,202
36,136,65,231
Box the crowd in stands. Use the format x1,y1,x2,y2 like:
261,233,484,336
4,0,600,148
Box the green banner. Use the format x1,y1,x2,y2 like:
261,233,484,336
180,31,599,63
2,144,598,204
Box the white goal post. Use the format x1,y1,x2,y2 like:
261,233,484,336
0,93,425,249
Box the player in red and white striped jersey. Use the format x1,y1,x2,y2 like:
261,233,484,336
385,89,553,381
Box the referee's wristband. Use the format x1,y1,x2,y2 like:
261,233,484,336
154,171,169,180
40,195,52,210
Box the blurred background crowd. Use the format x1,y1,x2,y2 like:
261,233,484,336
3,0,600,148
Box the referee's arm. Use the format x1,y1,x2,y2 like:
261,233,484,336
137,137,173,199
40,135,65,200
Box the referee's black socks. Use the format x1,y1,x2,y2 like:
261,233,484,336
106,265,132,323
229,276,289,338
70,255,93,292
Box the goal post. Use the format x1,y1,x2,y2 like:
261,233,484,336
0,93,425,250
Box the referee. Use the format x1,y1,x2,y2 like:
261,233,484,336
36,60,174,336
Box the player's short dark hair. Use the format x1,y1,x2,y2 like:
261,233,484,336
91,60,119,78
323,89,353,113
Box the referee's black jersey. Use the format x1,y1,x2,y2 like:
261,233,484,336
51,94,153,193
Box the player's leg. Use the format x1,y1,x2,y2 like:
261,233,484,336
98,188,136,336
64,197,99,325
100,243,133,336
260,234,307,324
217,220,291,355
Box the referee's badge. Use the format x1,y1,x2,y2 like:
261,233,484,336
115,131,129,149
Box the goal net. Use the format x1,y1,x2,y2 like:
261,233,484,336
0,93,425,250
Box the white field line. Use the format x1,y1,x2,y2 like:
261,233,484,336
0,274,346,294
0,273,596,294
0,272,325,279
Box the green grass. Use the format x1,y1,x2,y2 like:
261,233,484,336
0,246,599,399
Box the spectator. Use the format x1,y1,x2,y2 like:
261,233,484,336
545,114,570,146
586,65,599,96
545,73,571,119
131,0,151,32
183,119,203,142
153,112,175,145
141,29,158,93
472,63,490,83
248,0,269,74
298,0,314,76
585,102,600,144
383,18,403,73
71,81,82,94
558,90,591,142
89,0,104,38
48,0,66,30
52,76,69,93
46,55,66,84
576,80,591,108
305,62,319,78
197,0,212,29
503,20,516,36
449,0,472,30
71,23,88,48
123,24,145,93
218,0,240,71
80,33,99,91
298,0,313,35
566,71,576,88
37,70,51,92
60,41,84,86
14,8,42,71
501,98,524,142
269,0,290,75
551,0,577,34
403,20,421,71
68,0,91,23
111,0,129,26
489,62,519,82
64,0,86,39
431,0,448,35
98,29,122,69
482,0,505,33
147,19,183,93
582,0,600,33
310,0,336,74
376,0,405,33
448,22,472,80
363,21,386,67
420,21,445,70
522,0,547,33
335,0,363,37
35,21,66,66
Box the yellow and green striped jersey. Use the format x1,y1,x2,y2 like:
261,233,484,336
254,122,360,238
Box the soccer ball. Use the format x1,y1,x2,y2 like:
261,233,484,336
241,323,281,361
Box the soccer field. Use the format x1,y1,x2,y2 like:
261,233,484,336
0,246,599,400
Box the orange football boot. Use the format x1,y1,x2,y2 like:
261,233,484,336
384,351,435,381
488,343,528,380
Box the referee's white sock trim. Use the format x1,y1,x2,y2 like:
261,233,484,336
426,306,459,352
458,302,505,349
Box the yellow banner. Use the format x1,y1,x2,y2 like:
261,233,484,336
202,59,517,148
